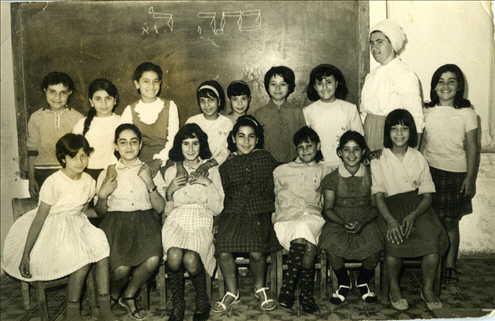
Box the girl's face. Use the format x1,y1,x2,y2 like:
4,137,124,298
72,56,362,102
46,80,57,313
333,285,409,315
370,31,395,65
181,136,200,163
230,95,250,115
44,83,72,111
314,75,337,103
115,129,142,161
233,125,258,155
435,71,458,106
296,139,320,164
339,140,364,169
134,71,161,103
268,75,289,103
390,123,410,148
199,93,220,120
90,90,116,117
63,148,88,177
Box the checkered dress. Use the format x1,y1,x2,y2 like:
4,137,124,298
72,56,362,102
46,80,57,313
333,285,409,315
216,150,282,254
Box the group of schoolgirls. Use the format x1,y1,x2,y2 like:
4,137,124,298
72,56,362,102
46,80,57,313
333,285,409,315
3,18,479,320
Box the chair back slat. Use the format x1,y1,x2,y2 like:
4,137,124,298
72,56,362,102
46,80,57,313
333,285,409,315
12,198,38,221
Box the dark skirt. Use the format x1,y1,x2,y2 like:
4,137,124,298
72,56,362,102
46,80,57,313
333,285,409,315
215,212,282,255
99,209,162,270
430,167,473,220
378,191,449,258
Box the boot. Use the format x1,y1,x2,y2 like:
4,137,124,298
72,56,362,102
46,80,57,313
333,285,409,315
299,267,319,314
190,266,211,321
168,267,186,321
278,243,305,308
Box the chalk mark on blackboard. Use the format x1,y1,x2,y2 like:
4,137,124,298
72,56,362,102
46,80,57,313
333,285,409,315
143,6,173,34
197,10,261,35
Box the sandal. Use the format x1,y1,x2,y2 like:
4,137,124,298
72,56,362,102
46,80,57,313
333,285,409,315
254,287,277,311
110,296,119,309
444,268,460,284
355,281,377,303
329,284,351,305
118,296,147,320
212,291,240,313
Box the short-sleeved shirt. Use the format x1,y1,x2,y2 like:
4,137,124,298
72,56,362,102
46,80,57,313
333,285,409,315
423,106,478,172
96,159,166,211
27,107,84,168
303,99,364,168
254,100,306,163
371,148,435,197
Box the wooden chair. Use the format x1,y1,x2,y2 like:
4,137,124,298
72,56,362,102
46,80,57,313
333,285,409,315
329,260,381,295
275,249,327,299
381,257,443,298
217,253,278,298
12,197,97,321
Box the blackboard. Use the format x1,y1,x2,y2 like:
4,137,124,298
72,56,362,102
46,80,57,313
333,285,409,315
11,1,369,176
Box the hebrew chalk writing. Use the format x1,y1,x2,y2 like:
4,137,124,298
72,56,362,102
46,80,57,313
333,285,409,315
197,9,261,35
142,6,173,35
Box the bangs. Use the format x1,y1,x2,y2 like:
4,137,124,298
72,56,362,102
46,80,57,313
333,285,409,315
197,89,218,100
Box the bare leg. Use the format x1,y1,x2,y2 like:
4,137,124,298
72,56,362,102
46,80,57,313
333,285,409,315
110,265,132,300
94,258,119,321
216,253,238,307
250,252,276,310
66,264,91,321
421,253,440,302
387,256,403,302
443,218,460,270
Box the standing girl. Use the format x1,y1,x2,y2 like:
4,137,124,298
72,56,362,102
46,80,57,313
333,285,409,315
304,64,364,170
422,64,479,284
319,131,383,305
120,62,180,174
214,115,281,312
95,124,166,320
3,134,118,321
184,80,233,179
360,20,424,151
273,126,330,313
371,109,448,311
27,72,84,198
162,123,224,321
73,78,121,180
226,80,251,123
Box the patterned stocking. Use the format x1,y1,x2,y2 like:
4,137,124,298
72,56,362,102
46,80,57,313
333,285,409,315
299,267,319,313
278,243,305,308
168,267,185,321
190,266,210,321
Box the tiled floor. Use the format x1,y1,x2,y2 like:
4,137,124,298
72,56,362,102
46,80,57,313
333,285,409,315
1,257,494,320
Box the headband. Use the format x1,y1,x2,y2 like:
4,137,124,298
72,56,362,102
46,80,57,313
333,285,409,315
198,85,220,99
235,116,259,127
229,80,249,87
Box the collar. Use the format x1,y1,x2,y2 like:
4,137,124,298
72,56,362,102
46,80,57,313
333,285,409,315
338,163,365,178
294,157,318,167
115,158,143,169
41,106,71,112
183,158,204,171
267,99,289,109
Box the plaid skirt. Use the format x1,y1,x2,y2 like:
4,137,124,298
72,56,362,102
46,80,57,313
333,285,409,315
99,209,162,270
430,167,473,220
215,212,282,255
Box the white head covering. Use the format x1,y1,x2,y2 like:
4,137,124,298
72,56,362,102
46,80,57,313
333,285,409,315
370,19,407,53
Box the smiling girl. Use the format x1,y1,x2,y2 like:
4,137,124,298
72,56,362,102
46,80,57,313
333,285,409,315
73,79,121,180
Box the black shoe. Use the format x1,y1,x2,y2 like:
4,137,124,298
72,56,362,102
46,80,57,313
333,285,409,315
299,295,319,314
355,281,377,303
193,303,211,321
329,284,351,305
278,292,295,309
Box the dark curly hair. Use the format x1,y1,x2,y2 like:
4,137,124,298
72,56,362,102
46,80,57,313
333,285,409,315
306,64,348,101
168,123,212,162
336,130,369,162
227,115,264,152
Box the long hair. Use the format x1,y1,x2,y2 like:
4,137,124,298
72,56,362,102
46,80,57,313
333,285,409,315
168,123,212,162
425,64,471,109
83,78,119,135
227,115,264,152
306,64,348,101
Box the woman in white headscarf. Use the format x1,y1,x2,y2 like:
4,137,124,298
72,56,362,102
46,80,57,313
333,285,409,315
360,19,424,151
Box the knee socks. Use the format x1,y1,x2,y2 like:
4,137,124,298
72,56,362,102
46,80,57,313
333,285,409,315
168,267,185,321
280,243,306,297
357,266,375,285
299,267,316,301
333,267,350,287
190,266,210,314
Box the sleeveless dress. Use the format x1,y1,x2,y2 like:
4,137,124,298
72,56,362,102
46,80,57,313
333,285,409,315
2,171,109,281
319,165,384,260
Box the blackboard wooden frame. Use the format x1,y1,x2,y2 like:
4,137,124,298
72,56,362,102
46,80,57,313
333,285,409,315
11,1,369,178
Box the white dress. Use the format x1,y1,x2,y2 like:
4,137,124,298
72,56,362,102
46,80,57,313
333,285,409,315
162,162,224,276
2,171,109,281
